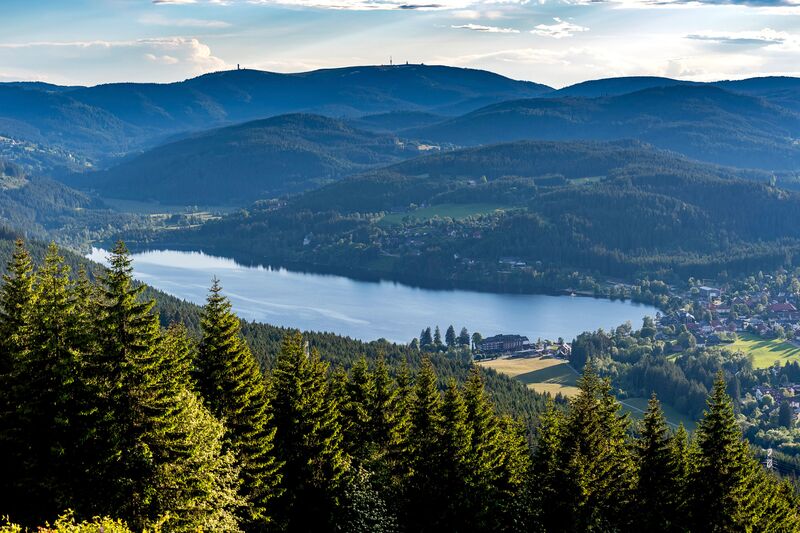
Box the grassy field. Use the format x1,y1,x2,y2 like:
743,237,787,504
103,197,236,215
479,357,580,398
725,333,800,369
619,397,697,431
379,203,510,226
480,357,697,429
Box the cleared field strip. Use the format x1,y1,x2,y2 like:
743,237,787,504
479,357,580,398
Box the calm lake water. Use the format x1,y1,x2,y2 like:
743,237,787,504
88,248,658,344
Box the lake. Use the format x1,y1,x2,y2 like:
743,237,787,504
87,248,659,344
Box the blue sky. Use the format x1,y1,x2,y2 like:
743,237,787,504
1,0,798,87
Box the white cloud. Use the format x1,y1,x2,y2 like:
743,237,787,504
451,23,519,33
451,9,509,19
140,14,231,28
686,28,800,51
145,53,181,64
154,0,528,10
591,0,800,11
0,38,228,84
531,18,589,39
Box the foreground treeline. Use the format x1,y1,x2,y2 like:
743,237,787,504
0,241,799,532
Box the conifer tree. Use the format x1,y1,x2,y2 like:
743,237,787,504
493,416,534,531
385,358,413,503
668,423,692,530
445,325,457,348
88,242,243,530
463,367,503,526
270,332,348,531
0,238,35,357
437,380,472,529
531,399,568,532
559,364,635,531
0,239,37,521
404,358,443,531
340,357,375,464
636,394,682,531
369,355,399,459
458,327,470,347
14,244,84,519
690,372,753,531
420,327,432,348
195,279,281,528
151,326,244,532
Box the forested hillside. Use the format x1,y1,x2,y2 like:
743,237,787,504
410,85,800,170
132,140,800,289
74,114,417,205
0,240,797,531
0,160,146,248
0,65,549,173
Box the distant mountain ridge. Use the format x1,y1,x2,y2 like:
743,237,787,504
2,66,800,178
409,84,800,170
0,65,551,167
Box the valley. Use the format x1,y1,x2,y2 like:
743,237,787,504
3,60,800,529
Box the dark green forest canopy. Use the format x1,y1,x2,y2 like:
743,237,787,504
132,139,800,287
76,114,420,205
408,85,800,170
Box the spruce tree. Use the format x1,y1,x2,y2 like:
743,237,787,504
0,238,35,357
559,364,635,531
530,399,568,532
14,244,84,520
493,415,534,531
463,367,503,527
386,358,413,504
635,394,682,531
404,358,443,531
690,372,754,531
433,326,442,348
458,327,470,347
668,423,691,530
0,239,37,522
196,279,281,528
88,242,243,530
151,326,243,532
340,357,375,465
369,355,399,460
270,332,348,531
445,325,457,348
437,380,472,530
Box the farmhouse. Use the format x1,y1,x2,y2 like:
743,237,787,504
479,334,529,354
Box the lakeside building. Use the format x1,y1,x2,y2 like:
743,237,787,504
479,334,529,354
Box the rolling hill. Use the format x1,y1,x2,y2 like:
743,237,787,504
0,65,551,171
77,113,419,205
410,85,800,170
0,160,141,247
551,76,696,97
132,139,800,285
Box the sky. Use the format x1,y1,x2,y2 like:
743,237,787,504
0,0,799,88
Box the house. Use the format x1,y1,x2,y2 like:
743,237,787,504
769,302,797,317
479,334,530,354
699,286,721,300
